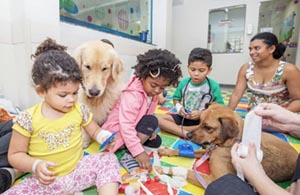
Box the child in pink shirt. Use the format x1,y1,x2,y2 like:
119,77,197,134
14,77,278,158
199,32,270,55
103,49,182,172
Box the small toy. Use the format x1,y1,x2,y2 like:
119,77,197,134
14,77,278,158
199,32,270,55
152,151,185,194
184,108,191,114
120,152,140,174
178,143,194,158
99,132,117,151
121,168,149,182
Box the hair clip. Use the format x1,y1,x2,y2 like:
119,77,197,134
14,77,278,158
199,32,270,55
149,68,160,78
149,64,180,78
172,64,180,72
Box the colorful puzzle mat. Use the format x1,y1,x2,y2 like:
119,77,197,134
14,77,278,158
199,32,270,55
15,88,300,194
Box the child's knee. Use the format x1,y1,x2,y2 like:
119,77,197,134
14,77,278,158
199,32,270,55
136,115,158,136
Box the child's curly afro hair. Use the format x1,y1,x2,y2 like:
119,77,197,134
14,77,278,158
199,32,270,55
132,49,182,87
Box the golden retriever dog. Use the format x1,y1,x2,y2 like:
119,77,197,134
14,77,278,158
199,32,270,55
74,40,124,148
155,103,298,188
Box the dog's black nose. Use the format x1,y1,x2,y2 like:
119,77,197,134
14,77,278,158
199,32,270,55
186,132,193,139
89,89,100,96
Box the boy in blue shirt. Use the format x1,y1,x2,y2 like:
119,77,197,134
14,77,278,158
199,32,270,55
157,48,224,137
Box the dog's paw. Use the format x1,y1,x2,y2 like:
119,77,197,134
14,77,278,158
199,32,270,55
158,147,178,157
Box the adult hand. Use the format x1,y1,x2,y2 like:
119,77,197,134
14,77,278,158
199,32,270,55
255,103,300,137
255,103,296,124
231,143,265,184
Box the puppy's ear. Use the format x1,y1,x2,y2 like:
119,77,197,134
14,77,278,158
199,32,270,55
112,57,124,80
218,118,240,142
205,103,212,109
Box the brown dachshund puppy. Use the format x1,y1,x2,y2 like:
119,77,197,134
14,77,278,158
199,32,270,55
155,103,298,188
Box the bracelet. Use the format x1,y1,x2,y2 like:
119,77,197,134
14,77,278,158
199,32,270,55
32,159,42,173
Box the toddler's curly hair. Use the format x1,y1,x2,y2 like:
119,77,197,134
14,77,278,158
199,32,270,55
31,38,82,90
133,49,182,86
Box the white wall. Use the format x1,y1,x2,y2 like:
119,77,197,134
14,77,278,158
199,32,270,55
0,0,169,110
152,0,173,49
0,0,60,110
170,0,261,85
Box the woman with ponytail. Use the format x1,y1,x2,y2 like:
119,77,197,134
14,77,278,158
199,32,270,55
228,32,300,113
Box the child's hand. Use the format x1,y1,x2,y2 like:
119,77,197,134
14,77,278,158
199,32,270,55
178,108,185,117
105,137,116,152
136,151,152,172
181,109,201,120
149,133,157,141
188,110,202,120
178,107,190,117
158,93,166,105
35,160,57,185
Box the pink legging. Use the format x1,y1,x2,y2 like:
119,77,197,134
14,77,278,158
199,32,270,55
3,153,121,195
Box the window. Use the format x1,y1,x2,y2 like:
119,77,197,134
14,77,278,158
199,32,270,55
60,0,152,43
208,5,246,53
258,0,300,64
